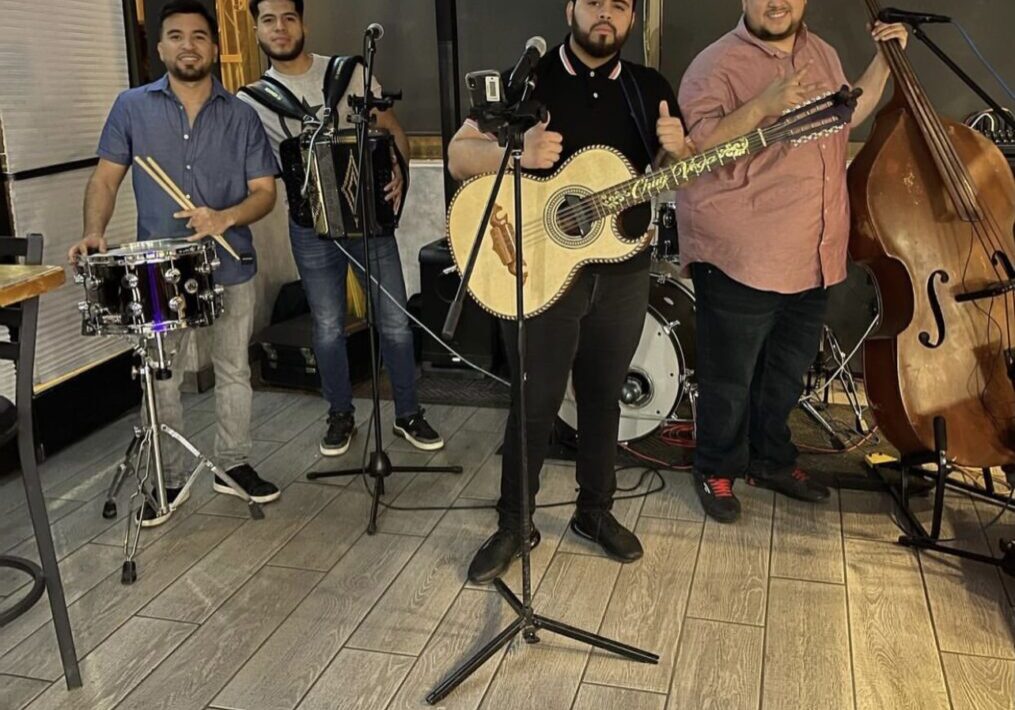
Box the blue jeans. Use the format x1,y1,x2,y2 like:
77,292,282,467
288,221,419,419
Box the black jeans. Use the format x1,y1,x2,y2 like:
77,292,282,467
691,263,829,480
497,267,650,530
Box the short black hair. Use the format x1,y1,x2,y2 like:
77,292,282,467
567,0,639,8
249,0,304,20
160,0,219,39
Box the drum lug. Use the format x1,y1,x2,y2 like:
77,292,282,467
73,273,85,285
85,277,101,291
128,302,144,316
213,284,225,296
122,273,139,289
184,279,199,294
169,296,186,314
210,258,221,271
164,268,181,285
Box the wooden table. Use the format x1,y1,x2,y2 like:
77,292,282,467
0,264,66,307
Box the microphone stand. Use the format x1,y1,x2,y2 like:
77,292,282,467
306,27,462,534
428,80,658,706
897,17,1015,132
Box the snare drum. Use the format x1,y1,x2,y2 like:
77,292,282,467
76,239,222,337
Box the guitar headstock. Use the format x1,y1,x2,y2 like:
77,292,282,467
766,86,863,147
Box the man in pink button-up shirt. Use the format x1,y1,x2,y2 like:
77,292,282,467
677,0,908,523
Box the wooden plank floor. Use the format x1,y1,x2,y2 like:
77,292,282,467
1,390,1014,709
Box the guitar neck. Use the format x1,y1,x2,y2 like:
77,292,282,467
591,129,772,216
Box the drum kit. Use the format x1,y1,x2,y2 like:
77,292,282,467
74,238,263,585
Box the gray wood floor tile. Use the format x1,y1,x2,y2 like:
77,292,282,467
458,454,500,502
0,495,127,595
941,652,1015,710
572,684,666,710
214,533,421,710
0,513,242,681
973,499,1015,607
845,538,950,710
117,565,322,710
762,578,853,710
584,518,702,694
267,486,369,572
479,554,621,710
249,393,326,443
0,675,50,710
666,619,763,710
639,470,705,523
376,429,496,537
386,589,514,710
24,616,195,710
0,497,84,552
141,482,337,624
457,407,507,434
686,484,774,627
349,507,493,656
296,649,414,710
770,489,844,584
839,489,900,541
0,544,122,659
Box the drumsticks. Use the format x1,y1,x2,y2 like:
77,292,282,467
132,156,241,261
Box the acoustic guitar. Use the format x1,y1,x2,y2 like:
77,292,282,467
448,87,860,319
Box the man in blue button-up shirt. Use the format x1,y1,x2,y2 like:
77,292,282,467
68,0,282,526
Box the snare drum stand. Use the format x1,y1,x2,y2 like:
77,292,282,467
104,332,263,585
798,325,869,450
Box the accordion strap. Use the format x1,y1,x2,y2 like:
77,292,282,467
238,74,313,123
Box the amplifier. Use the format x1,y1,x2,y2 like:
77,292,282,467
418,239,502,371
967,110,1015,172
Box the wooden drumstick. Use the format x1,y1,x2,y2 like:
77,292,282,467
132,156,241,261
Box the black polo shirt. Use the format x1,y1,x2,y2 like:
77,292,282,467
527,39,680,273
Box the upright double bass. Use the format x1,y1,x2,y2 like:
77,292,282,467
849,0,1015,466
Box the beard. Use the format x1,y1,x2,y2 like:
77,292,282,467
570,17,630,58
745,9,805,42
258,34,305,62
166,59,214,82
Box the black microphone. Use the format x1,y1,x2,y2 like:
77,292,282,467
365,23,385,40
878,7,951,25
506,36,547,102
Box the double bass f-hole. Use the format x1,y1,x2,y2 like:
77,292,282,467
919,270,950,349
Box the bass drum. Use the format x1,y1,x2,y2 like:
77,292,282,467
557,275,696,443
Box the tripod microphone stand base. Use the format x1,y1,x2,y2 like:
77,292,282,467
426,578,658,705
307,452,463,535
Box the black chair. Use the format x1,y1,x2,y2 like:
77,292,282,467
0,234,81,688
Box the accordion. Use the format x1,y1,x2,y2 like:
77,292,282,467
280,127,407,239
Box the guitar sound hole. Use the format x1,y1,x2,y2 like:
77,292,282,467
556,197,590,238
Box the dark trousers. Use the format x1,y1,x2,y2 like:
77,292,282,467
497,267,650,530
691,263,829,480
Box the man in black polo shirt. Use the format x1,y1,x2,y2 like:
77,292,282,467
448,0,689,583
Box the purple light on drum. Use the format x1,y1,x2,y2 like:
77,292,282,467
146,262,169,332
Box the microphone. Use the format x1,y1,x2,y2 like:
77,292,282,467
365,23,384,40
506,36,547,102
878,7,951,25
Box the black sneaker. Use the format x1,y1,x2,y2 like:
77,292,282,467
137,486,190,528
467,526,541,584
693,472,741,523
393,409,444,451
321,412,356,457
748,467,830,503
570,510,643,562
214,464,281,504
